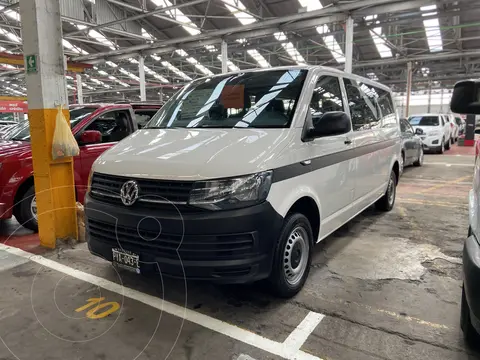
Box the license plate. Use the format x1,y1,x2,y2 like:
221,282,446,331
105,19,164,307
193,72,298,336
112,248,140,274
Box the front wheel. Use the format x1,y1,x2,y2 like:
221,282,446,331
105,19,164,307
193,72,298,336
375,170,397,212
268,213,313,298
413,147,424,166
445,138,451,150
461,285,480,346
14,186,38,232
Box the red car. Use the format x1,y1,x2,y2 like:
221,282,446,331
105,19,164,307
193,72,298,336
0,103,160,231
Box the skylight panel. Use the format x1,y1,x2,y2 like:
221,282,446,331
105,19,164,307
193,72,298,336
297,1,346,63
364,15,392,58
0,28,20,43
367,72,378,81
205,45,217,53
88,30,116,50
217,55,240,71
175,49,189,57
274,32,307,65
221,0,256,25
247,49,271,68
421,5,443,52
142,28,153,40
98,70,109,76
119,68,140,81
151,0,201,36
221,0,274,67
161,61,192,81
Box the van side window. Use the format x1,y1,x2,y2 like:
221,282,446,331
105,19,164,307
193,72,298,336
343,78,379,131
309,76,344,119
374,87,396,128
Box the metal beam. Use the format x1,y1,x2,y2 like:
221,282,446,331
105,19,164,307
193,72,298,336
221,41,228,74
66,0,210,37
73,0,437,62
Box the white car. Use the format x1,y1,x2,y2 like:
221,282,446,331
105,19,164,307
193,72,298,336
84,66,402,297
446,114,459,143
409,114,451,153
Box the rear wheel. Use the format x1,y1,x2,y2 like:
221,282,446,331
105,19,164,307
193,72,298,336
413,147,423,166
15,186,38,232
375,170,397,211
445,138,451,150
461,284,480,346
268,213,313,298
437,139,445,154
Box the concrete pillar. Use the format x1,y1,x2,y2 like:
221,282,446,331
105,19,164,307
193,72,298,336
221,41,228,74
159,88,163,103
427,81,432,113
76,73,83,104
20,0,77,248
344,17,354,74
405,62,413,118
139,56,146,101
440,88,444,113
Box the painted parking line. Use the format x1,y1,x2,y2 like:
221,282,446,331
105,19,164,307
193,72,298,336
0,243,324,360
423,162,473,167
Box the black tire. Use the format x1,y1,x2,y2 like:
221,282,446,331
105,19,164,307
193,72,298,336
15,186,38,232
445,138,451,150
413,147,423,166
461,284,480,346
437,139,445,154
375,170,397,212
268,213,313,298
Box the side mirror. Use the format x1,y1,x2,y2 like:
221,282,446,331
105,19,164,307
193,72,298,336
80,130,101,144
305,111,352,140
415,128,423,135
451,80,480,114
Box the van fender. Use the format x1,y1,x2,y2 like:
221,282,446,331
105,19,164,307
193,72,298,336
268,180,322,220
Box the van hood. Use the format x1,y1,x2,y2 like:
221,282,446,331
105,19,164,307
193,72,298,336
94,128,292,180
0,140,31,160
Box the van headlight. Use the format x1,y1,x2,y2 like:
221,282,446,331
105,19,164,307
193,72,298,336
87,168,94,194
188,171,273,210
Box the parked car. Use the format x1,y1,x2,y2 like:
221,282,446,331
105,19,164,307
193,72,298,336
456,116,466,136
450,79,480,345
84,66,402,297
0,103,161,232
408,114,451,153
400,118,423,172
446,114,459,143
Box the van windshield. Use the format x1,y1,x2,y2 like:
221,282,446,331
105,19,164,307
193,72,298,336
409,116,439,126
145,69,307,129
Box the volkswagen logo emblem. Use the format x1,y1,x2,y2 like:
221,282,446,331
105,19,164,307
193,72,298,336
120,180,139,206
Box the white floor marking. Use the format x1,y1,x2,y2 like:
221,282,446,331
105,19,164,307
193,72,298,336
282,311,324,356
236,355,257,360
423,162,473,167
0,244,323,360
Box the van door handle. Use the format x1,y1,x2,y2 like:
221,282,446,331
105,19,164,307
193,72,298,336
344,138,352,145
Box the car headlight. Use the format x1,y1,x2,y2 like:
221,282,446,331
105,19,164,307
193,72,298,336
428,130,440,136
188,171,273,210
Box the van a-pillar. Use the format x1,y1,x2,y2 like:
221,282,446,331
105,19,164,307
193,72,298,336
19,0,77,248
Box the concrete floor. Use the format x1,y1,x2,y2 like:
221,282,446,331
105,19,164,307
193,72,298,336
0,146,478,360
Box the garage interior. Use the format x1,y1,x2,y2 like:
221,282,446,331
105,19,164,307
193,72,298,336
0,0,480,359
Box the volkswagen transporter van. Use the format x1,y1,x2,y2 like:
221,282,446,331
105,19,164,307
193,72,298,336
85,66,401,297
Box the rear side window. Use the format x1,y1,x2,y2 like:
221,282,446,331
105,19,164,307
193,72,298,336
409,116,439,126
134,109,159,129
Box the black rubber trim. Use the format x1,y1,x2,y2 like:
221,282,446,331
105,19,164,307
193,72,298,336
463,234,480,333
273,138,398,183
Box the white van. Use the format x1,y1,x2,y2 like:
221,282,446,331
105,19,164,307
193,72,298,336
85,66,401,297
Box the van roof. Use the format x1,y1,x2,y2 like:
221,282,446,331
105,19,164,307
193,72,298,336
193,65,392,93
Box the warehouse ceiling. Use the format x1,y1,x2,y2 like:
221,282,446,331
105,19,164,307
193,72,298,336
0,0,478,102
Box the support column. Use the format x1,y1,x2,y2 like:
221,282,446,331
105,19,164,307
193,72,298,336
221,41,228,74
405,62,413,118
139,56,146,101
159,88,163,103
440,88,444,113
344,17,354,74
20,0,77,248
427,81,432,113
76,73,83,104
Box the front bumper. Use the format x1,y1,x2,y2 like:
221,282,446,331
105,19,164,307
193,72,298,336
419,135,442,151
463,234,480,333
85,194,284,283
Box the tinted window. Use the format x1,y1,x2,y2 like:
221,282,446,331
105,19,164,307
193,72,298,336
134,109,159,129
343,78,381,131
6,107,96,142
409,116,439,126
401,120,413,134
309,75,344,124
84,110,130,143
146,69,307,129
